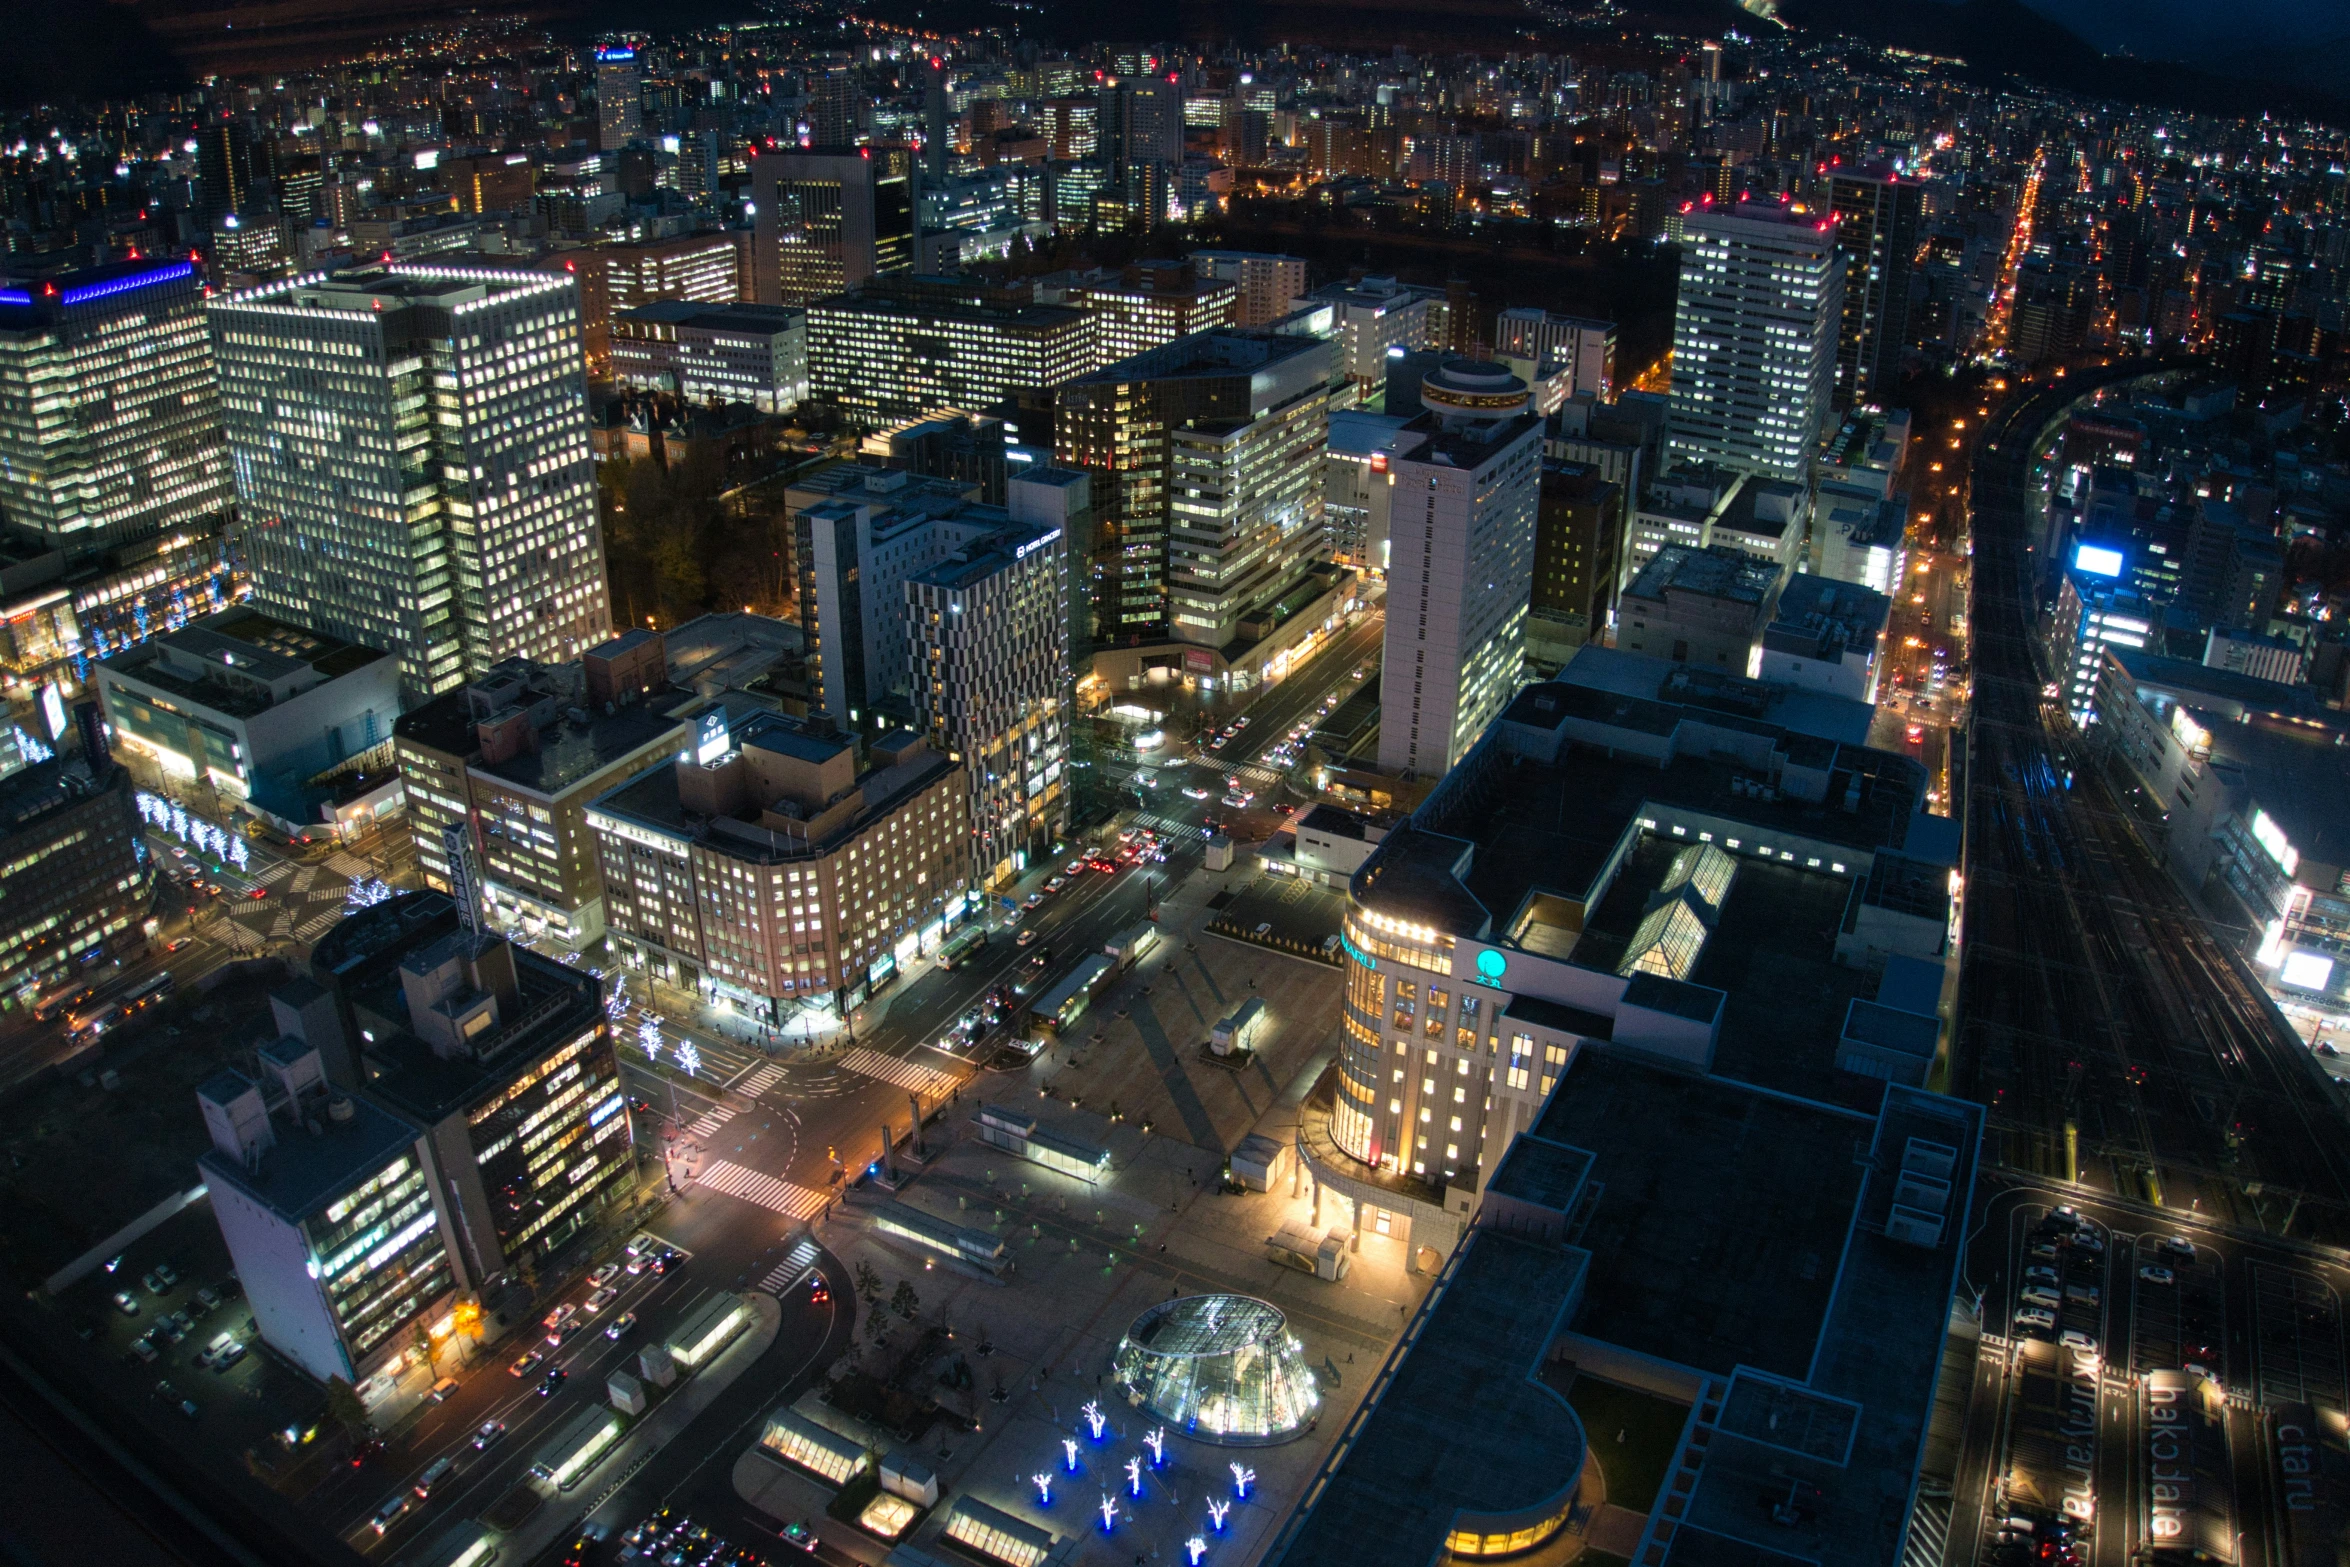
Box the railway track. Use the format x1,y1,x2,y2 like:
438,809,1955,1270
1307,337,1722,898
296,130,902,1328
1954,366,2350,1243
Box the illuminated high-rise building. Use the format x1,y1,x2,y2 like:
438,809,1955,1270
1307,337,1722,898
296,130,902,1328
1056,330,1333,641
596,46,643,151
0,258,233,561
1829,169,1923,401
1379,362,1542,778
1666,202,1842,484
210,265,612,701
750,148,916,306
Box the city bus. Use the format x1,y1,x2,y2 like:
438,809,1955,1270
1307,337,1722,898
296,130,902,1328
33,982,96,1023
936,926,988,972
118,973,175,1017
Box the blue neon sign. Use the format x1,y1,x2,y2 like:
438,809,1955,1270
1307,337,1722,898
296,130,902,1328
58,262,197,309
1471,948,1506,988
1339,933,1377,970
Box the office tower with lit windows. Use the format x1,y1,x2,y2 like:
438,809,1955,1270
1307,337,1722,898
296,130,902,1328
394,659,693,949
316,896,635,1282
1829,169,1923,401
0,258,234,562
807,274,1093,427
196,1043,455,1389
790,464,1004,720
1380,362,1543,778
805,71,868,151
1666,203,1842,484
0,736,150,1004
209,264,612,701
908,514,1072,887
750,148,916,306
587,716,972,1022
596,46,643,151
1070,260,1237,364
1493,309,1617,400
1190,251,1309,329
1056,330,1331,643
194,118,253,224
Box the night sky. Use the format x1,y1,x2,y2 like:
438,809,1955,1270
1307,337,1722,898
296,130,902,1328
2021,0,2348,57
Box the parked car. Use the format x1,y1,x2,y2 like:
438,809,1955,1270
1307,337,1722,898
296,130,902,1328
111,1291,140,1316
2015,1307,2057,1331
2139,1265,2176,1286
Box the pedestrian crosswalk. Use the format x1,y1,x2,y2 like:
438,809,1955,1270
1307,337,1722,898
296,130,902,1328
839,1047,957,1098
738,1063,786,1098
325,853,373,880
293,909,344,944
254,861,294,887
683,1104,737,1139
695,1160,827,1220
758,1237,822,1295
1128,812,1199,837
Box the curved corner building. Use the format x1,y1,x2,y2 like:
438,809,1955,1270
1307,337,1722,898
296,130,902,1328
1302,659,1940,1275
1110,1294,1319,1444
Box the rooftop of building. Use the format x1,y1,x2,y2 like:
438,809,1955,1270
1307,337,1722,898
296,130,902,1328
356,938,606,1128
1557,646,1876,747
1075,326,1330,388
1325,408,1424,459
1280,1055,1979,1567
809,278,1087,332
1765,576,1891,651
1624,544,1784,610
98,608,388,717
1396,409,1543,471
615,300,804,333
394,675,688,796
908,521,1060,592
221,263,567,313
2200,708,2350,873
195,1077,420,1224
1270,1232,1589,1567
2109,645,2328,722
0,256,203,329
1352,684,1924,949
0,750,126,838
588,710,953,863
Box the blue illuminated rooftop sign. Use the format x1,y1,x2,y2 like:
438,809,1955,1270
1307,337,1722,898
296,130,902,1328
2073,543,2125,579
597,45,637,61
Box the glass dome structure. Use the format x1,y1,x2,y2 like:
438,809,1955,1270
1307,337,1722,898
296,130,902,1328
1110,1294,1319,1445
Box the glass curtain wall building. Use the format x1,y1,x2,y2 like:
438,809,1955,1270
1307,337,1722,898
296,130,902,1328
209,265,613,701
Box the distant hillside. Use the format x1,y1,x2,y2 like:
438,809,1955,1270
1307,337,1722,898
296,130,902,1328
1778,0,2350,122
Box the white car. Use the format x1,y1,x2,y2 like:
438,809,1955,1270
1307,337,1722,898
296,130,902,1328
2138,1265,2176,1286
2014,1307,2057,1331
1183,787,1214,800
